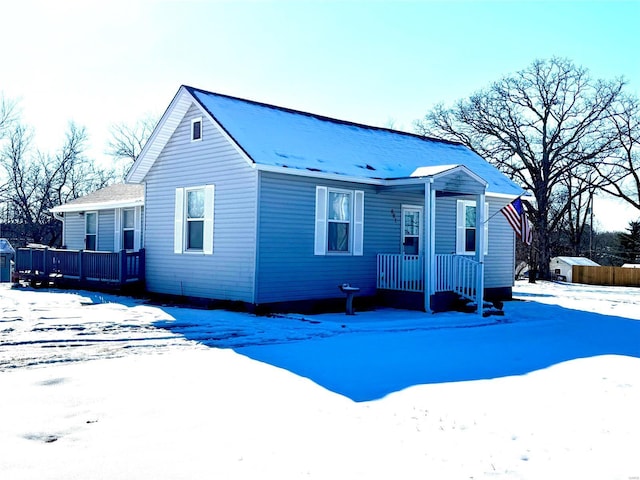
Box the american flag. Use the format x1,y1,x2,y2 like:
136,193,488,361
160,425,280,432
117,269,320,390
501,198,532,245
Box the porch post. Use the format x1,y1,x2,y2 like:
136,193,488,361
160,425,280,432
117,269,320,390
424,179,435,313
475,191,486,314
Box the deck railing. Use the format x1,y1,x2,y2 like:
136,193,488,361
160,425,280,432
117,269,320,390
15,247,145,285
377,253,480,301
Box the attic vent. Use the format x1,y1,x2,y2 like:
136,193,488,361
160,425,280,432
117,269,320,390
191,118,202,142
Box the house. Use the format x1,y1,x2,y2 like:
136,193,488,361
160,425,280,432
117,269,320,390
51,183,144,252
13,184,146,289
0,238,15,282
621,264,640,269
122,85,525,314
550,256,600,282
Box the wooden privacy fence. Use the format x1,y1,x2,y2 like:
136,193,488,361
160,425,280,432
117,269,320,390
15,246,145,288
573,265,640,287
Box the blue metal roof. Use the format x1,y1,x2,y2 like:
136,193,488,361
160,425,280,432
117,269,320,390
186,86,523,196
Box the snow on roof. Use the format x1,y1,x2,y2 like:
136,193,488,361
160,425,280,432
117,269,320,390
553,256,600,267
51,184,144,213
622,264,640,268
0,238,15,254
185,87,524,196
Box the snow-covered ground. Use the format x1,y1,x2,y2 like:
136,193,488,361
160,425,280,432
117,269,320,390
1,281,639,479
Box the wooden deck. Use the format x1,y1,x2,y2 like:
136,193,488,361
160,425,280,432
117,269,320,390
15,247,145,290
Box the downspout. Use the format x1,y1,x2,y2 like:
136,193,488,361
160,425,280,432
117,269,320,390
52,211,65,247
424,179,435,313
475,190,486,314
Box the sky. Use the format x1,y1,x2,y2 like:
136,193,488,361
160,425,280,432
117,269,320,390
1,281,640,478
2,0,640,230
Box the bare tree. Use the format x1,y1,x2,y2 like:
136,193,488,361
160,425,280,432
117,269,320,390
592,94,640,212
1,121,113,246
415,58,625,280
555,172,596,257
107,115,157,179
0,94,19,139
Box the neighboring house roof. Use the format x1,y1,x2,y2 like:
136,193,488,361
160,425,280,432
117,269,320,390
127,86,524,197
553,256,600,267
622,263,640,268
0,238,15,255
51,184,144,213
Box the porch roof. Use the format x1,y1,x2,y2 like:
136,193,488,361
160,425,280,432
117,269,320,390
382,164,488,195
51,184,144,213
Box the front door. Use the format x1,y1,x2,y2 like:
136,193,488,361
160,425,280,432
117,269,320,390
402,206,422,255
401,206,423,288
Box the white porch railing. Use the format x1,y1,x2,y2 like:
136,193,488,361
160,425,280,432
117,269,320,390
377,253,481,301
435,254,481,301
376,254,424,292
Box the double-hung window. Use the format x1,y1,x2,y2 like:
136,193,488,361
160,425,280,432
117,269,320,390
186,189,205,250
122,208,135,251
456,200,488,255
315,186,364,256
174,185,215,254
85,212,97,250
328,190,351,252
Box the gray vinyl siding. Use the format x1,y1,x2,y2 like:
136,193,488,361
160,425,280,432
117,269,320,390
62,207,144,252
256,172,515,304
97,210,115,252
256,171,425,303
142,104,257,302
62,213,85,250
62,210,115,251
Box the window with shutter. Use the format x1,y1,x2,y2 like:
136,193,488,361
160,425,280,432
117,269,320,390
314,186,364,256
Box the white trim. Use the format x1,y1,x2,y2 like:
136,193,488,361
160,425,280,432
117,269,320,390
184,186,205,252
174,188,184,254
253,163,517,196
174,185,215,255
315,186,364,256
121,207,136,251
203,185,215,255
456,200,489,256
128,87,258,183
411,164,488,187
353,190,364,256
424,180,435,311
401,204,423,255
127,88,193,183
326,187,354,254
314,186,328,255
51,198,143,213
114,208,122,251
191,117,203,142
134,206,142,251
85,211,98,251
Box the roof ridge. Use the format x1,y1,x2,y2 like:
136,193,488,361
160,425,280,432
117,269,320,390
182,85,463,147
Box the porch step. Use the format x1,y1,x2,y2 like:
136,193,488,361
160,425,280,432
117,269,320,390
455,297,505,316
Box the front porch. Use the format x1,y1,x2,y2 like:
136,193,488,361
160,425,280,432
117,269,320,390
377,253,483,310
376,164,488,313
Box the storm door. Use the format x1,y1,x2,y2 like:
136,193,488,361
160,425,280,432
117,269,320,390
401,206,423,289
